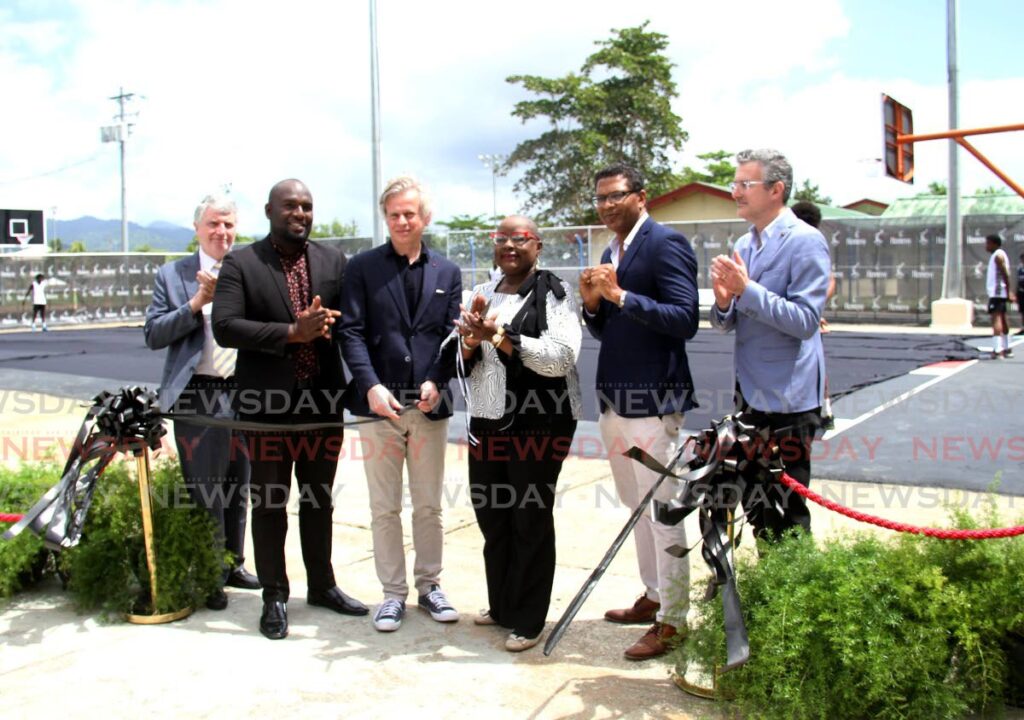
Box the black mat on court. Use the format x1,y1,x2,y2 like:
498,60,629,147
0,327,981,429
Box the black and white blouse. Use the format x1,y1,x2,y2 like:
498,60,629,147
464,277,582,421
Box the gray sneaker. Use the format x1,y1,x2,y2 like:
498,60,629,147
373,598,405,632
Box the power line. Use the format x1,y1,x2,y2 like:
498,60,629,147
0,153,102,186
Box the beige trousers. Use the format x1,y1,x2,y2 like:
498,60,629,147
358,410,449,600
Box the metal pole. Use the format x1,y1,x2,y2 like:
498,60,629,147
369,0,384,246
120,128,128,253
942,0,961,299
491,168,497,220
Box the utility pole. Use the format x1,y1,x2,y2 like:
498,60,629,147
101,88,136,253
943,0,961,301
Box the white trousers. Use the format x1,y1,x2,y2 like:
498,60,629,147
599,409,690,625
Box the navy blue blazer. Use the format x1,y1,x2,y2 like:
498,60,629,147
584,216,700,418
338,243,462,419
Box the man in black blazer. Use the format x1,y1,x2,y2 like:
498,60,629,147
580,163,699,661
212,178,368,640
339,176,462,633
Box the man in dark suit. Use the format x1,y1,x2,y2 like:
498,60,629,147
144,193,260,610
212,178,368,640
580,163,699,660
339,176,461,633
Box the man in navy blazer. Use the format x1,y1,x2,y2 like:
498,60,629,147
144,193,259,610
580,163,699,660
339,176,462,633
710,148,831,542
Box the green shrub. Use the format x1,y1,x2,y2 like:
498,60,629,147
677,506,1024,720
0,464,60,598
60,458,226,617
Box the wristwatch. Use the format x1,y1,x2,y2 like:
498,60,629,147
490,326,506,345
616,290,628,308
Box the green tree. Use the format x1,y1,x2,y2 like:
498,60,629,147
678,150,735,187
310,219,359,239
916,181,947,197
506,22,687,225
792,179,832,205
976,185,1006,195
69,241,86,253
435,214,497,231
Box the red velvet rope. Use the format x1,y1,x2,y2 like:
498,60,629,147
777,472,1024,540
0,513,24,523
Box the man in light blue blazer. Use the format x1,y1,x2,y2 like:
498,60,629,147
710,148,831,541
144,193,258,608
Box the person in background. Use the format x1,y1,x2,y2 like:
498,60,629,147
984,234,1014,359
24,273,65,331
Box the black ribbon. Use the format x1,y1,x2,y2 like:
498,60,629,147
632,413,780,672
2,386,166,550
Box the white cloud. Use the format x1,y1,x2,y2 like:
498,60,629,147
0,0,1020,241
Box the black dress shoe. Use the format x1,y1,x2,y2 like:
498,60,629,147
260,601,288,640
307,586,369,616
226,566,261,590
205,588,228,611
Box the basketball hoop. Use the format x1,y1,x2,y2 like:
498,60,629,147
12,233,32,246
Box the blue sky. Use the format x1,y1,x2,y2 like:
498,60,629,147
1,0,1022,240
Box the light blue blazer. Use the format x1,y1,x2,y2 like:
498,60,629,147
710,208,830,414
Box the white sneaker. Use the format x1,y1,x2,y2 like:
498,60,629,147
372,598,405,632
417,584,459,623
505,632,541,652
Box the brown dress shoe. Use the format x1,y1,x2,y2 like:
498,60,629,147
604,595,660,624
623,622,685,660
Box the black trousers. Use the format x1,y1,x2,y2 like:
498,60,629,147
172,377,250,584
737,404,820,543
245,422,341,603
468,415,576,639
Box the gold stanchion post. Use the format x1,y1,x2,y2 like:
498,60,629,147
125,447,192,624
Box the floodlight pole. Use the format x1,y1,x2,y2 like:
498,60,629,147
107,87,135,254
944,0,961,300
369,0,384,246
478,154,507,220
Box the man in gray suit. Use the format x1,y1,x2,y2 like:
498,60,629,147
144,193,260,609
710,149,830,541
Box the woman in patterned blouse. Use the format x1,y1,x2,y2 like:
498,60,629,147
456,214,582,652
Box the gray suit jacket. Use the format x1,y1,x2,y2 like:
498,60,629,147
710,208,830,414
144,252,206,410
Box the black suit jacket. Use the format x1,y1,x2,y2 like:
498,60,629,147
212,237,347,416
338,243,461,418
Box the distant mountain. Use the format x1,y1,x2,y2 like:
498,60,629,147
56,216,195,252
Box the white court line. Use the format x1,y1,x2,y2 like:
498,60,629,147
823,359,978,441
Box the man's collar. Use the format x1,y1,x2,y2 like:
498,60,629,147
197,247,220,272
613,211,649,249
387,239,429,263
750,206,791,244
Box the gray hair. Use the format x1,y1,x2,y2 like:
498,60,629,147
379,176,432,218
736,149,793,203
193,193,238,225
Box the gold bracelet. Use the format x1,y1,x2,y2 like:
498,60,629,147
490,327,506,345
461,337,479,351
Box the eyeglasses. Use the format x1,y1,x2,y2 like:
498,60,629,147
591,190,637,207
490,232,538,246
729,180,771,192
